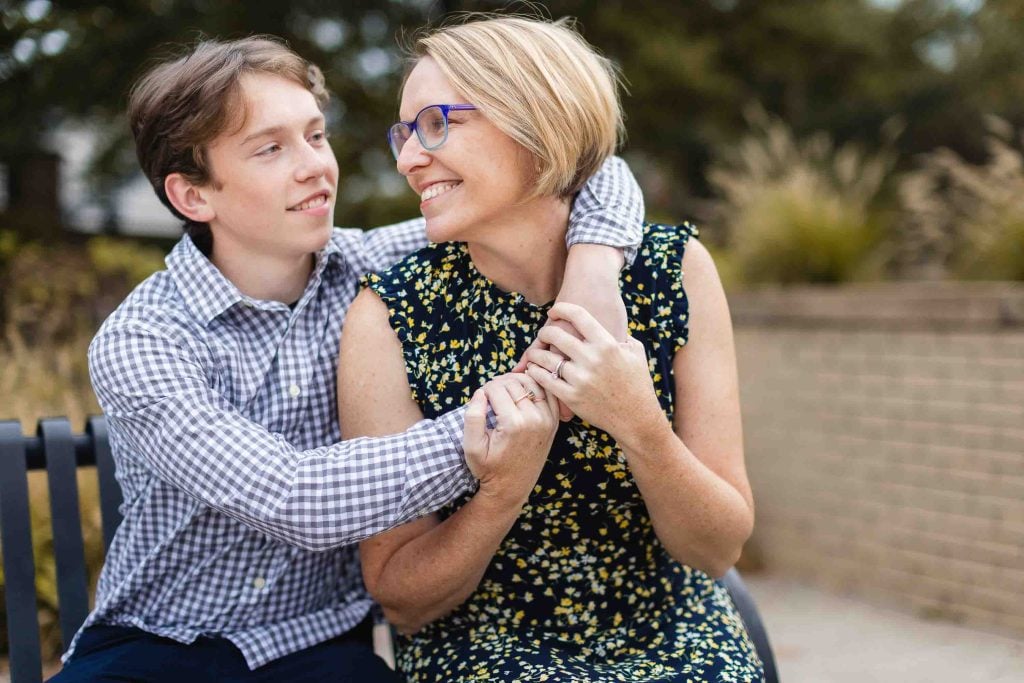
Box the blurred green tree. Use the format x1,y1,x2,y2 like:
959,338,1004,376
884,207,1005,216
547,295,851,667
0,0,441,238
3,0,1024,250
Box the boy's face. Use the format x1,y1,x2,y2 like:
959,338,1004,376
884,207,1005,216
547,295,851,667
200,72,338,263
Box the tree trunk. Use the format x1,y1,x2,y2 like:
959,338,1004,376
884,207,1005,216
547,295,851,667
1,151,63,242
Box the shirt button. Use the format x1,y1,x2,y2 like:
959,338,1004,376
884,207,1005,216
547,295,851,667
253,577,266,590
288,384,301,398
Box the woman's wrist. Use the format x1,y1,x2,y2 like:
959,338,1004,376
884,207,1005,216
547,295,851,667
472,481,530,518
616,410,677,460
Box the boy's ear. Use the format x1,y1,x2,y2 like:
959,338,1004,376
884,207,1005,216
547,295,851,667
165,173,216,224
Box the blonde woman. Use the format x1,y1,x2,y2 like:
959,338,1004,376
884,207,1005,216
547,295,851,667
339,16,763,682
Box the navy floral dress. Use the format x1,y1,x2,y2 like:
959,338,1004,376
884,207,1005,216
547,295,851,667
365,223,763,682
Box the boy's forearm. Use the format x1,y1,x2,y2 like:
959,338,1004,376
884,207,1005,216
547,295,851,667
557,243,627,341
91,326,474,551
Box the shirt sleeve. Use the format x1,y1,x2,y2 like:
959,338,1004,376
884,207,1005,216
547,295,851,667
566,155,645,266
358,218,430,274
88,321,475,552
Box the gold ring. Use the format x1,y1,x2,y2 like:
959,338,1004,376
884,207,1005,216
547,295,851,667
553,359,567,380
513,390,535,405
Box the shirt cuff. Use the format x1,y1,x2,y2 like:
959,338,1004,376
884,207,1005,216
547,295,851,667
435,406,479,493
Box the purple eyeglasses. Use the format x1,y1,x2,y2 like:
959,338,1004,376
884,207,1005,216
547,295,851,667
387,104,477,160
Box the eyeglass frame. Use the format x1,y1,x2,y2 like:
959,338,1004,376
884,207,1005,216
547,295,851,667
387,104,477,160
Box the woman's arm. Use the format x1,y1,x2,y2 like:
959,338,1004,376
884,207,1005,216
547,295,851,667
524,241,754,577
339,289,559,633
359,438,541,634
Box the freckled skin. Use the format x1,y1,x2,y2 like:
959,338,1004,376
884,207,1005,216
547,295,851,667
364,224,764,681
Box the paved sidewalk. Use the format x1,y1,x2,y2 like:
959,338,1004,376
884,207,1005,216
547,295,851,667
744,573,1024,682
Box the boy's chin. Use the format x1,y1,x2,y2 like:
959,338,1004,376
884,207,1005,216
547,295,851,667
320,220,335,236
281,230,332,259
307,223,334,249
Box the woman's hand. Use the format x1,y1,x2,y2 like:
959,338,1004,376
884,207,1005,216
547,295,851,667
523,302,666,449
513,244,628,422
464,372,560,509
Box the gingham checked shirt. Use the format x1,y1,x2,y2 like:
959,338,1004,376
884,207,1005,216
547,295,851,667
70,157,643,669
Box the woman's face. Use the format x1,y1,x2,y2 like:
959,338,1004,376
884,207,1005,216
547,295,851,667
396,57,536,244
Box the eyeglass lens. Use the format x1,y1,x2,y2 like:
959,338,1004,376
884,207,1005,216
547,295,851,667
389,105,450,159
416,106,447,148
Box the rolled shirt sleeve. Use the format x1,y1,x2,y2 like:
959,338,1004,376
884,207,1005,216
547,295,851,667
566,155,644,265
89,321,475,552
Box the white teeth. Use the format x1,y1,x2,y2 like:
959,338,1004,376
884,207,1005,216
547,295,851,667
421,182,460,202
292,195,327,211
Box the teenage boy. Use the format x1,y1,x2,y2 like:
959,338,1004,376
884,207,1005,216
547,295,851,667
50,36,642,682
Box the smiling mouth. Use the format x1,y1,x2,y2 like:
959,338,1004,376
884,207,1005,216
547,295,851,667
288,194,329,211
421,182,461,202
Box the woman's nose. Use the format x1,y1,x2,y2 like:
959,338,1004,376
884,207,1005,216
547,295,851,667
396,134,430,176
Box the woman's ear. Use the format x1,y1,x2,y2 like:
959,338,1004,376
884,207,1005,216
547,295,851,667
165,173,215,224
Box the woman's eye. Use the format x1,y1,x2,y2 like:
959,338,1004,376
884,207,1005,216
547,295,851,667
310,131,329,143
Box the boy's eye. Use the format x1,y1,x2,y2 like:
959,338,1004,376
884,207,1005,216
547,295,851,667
257,144,281,156
309,131,329,143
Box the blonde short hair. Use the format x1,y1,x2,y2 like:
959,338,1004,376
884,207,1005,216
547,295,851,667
412,16,623,198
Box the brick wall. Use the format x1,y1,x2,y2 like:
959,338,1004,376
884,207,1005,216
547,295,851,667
731,283,1024,637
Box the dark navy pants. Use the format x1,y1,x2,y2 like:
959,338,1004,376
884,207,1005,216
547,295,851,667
47,617,401,682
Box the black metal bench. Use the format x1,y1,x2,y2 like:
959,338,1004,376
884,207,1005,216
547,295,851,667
0,417,122,683
0,417,779,683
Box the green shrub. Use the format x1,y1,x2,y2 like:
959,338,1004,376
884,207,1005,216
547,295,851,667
1,234,166,344
706,107,894,284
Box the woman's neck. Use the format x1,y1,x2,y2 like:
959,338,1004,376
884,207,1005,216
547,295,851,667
467,196,571,305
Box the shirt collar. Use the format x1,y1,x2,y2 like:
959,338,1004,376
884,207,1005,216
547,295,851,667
166,232,348,327
319,230,347,269
166,236,248,326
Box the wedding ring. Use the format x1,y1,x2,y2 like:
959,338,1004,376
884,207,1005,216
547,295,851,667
513,390,535,405
553,358,567,380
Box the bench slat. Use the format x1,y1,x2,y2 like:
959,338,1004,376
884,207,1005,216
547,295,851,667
0,421,43,683
87,416,123,553
40,418,91,651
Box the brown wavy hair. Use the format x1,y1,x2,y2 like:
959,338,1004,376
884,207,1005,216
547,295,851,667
128,36,329,252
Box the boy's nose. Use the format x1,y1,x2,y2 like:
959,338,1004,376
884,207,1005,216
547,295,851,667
297,144,331,181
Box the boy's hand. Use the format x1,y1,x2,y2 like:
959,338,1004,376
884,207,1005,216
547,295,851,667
463,373,559,509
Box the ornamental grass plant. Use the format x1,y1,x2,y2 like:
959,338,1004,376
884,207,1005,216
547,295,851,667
706,107,896,285
898,117,1024,280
